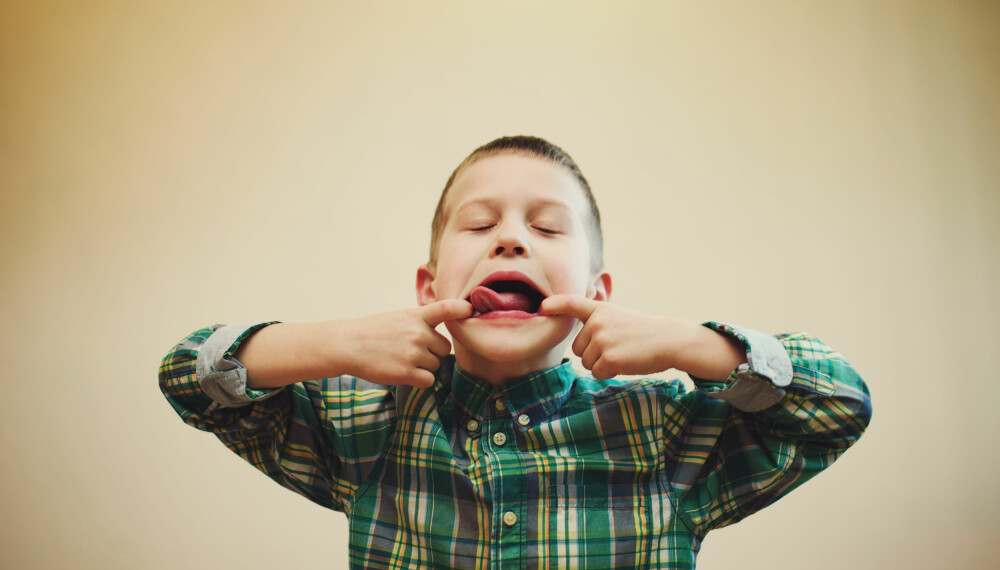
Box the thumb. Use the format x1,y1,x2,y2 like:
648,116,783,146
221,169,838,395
421,299,474,327
538,294,599,322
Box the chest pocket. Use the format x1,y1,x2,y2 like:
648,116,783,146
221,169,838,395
547,482,653,568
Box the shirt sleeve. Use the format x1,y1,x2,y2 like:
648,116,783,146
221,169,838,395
662,324,872,536
158,324,398,512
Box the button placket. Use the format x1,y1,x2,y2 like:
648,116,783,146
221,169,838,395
483,395,523,564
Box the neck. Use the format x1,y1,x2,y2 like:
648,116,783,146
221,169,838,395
452,344,565,386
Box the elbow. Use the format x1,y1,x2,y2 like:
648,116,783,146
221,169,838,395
845,375,873,443
818,372,872,452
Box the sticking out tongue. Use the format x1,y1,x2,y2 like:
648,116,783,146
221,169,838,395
469,286,535,314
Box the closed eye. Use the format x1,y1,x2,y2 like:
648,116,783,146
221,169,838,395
470,225,494,232
533,226,559,235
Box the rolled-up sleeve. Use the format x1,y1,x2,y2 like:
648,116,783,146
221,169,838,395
158,324,399,512
667,326,872,534
194,322,282,408
691,322,793,412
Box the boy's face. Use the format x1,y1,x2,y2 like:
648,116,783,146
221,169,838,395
417,153,611,379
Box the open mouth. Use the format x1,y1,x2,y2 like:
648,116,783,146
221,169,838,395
466,275,545,317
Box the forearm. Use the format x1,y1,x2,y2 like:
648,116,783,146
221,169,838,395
236,321,348,389
537,296,751,381
218,300,468,391
671,321,747,381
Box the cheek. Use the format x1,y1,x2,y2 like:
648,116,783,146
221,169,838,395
436,272,464,298
438,239,478,267
545,261,593,295
540,241,592,287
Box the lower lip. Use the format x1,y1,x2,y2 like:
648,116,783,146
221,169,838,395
474,310,539,320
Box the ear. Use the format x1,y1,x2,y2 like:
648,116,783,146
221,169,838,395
587,269,612,302
416,264,437,306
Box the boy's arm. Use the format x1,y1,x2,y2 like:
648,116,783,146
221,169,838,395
158,300,471,511
235,300,473,389
540,295,872,533
666,325,870,533
539,295,748,382
159,323,351,510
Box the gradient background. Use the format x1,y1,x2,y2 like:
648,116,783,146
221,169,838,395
2,1,998,568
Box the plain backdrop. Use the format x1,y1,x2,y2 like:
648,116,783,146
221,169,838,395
2,1,998,568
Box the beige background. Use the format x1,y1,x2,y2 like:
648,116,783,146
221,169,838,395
2,1,997,568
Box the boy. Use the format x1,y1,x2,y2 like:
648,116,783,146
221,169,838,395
160,136,871,569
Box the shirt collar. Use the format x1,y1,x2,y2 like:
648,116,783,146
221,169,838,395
445,356,577,423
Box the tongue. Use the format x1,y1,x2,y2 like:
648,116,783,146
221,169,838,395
469,286,535,314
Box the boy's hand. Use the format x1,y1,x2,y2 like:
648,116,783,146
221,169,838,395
335,299,473,388
539,295,744,380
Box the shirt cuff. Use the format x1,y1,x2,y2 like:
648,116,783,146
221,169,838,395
196,321,282,408
693,322,793,412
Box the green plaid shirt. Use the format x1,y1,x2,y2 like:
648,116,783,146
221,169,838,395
159,322,870,569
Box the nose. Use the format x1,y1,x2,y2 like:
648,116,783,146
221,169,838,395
491,225,530,258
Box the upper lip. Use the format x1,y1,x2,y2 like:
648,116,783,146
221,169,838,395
466,270,547,299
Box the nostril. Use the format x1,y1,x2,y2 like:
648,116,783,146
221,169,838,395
513,246,524,255
494,246,504,255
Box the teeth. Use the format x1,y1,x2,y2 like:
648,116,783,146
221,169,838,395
472,310,482,317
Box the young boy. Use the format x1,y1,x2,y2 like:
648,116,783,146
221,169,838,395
160,136,871,569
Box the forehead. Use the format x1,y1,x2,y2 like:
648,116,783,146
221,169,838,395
445,154,587,216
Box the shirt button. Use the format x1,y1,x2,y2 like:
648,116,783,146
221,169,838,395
492,432,507,446
495,398,507,412
517,414,531,426
466,419,479,432
503,511,517,526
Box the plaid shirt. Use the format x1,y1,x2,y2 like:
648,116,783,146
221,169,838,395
159,322,871,569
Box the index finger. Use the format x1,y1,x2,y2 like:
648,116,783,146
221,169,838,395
538,294,599,322
420,299,474,327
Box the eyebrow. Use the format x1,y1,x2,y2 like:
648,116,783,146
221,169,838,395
453,198,574,216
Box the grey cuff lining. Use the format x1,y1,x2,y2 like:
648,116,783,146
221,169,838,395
708,374,786,412
726,324,793,388
703,323,794,412
196,322,279,408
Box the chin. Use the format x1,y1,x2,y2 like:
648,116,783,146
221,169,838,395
446,317,575,364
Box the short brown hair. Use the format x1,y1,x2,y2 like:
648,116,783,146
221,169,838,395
428,135,603,271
